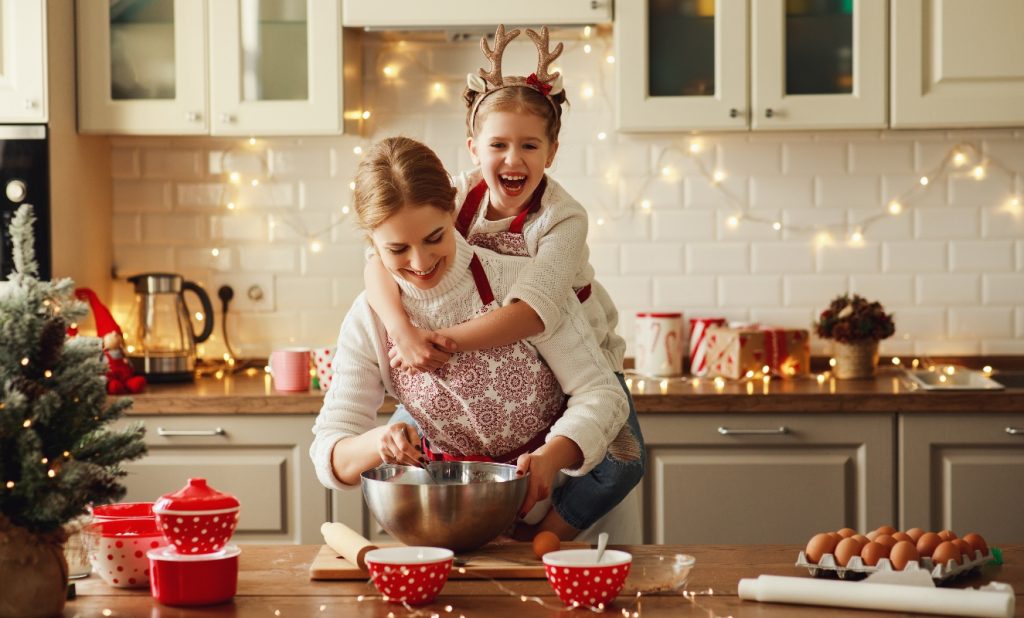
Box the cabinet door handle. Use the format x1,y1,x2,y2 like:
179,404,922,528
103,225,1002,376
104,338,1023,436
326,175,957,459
1007,427,1024,435
221,113,236,124
765,108,775,118
729,108,739,118
718,426,788,436
186,111,201,122
157,427,226,437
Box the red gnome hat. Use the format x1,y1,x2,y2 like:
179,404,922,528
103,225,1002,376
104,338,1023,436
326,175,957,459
73,287,146,394
74,287,122,338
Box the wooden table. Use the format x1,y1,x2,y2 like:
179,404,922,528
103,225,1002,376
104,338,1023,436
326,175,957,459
66,544,1022,617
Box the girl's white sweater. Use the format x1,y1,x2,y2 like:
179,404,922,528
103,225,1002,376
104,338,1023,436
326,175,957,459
311,234,628,491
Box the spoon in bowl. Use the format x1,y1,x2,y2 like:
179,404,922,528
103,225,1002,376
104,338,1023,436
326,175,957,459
596,532,609,564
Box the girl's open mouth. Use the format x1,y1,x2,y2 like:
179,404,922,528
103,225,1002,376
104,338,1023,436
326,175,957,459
499,173,527,197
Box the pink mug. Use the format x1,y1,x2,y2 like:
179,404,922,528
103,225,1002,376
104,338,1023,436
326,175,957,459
269,348,311,392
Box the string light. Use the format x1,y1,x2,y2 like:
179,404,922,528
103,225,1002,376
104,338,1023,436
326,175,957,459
972,165,986,180
349,181,356,191
20,357,29,366
383,65,397,78
353,146,363,155
43,370,52,378
211,248,220,257
726,216,740,228
248,137,257,146
605,55,615,64
953,151,967,166
5,481,12,489
772,221,782,231
919,176,929,186
712,169,726,183
640,200,651,211
581,85,594,99
250,179,259,187
597,131,607,141
583,44,592,54
888,200,902,215
229,172,241,184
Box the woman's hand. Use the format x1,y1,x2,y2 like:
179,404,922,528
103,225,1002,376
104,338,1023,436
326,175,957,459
389,325,457,373
377,423,423,467
515,437,584,518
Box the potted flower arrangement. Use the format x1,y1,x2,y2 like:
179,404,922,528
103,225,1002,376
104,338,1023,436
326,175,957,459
815,294,895,379
0,206,146,617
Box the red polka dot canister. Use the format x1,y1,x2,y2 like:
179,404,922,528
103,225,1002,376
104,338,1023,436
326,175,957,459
365,547,454,605
543,548,633,609
153,478,240,555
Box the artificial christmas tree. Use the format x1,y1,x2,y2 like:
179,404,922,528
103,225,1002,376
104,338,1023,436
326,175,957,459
0,205,146,617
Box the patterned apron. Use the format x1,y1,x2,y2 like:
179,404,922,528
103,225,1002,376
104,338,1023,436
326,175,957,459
387,255,568,463
455,178,592,303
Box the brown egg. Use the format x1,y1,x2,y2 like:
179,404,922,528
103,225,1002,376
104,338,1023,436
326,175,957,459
890,540,920,570
962,533,989,557
875,525,898,536
891,532,913,543
865,530,880,541
805,532,839,564
860,541,889,566
916,532,942,557
952,539,973,560
836,527,857,538
874,534,897,549
937,529,957,541
834,537,862,566
852,534,870,547
904,527,925,542
827,531,842,544
931,541,961,567
532,531,561,559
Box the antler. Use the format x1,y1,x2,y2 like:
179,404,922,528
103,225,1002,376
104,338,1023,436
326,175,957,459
478,25,521,88
525,27,563,84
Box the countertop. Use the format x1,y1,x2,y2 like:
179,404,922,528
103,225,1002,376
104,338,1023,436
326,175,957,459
117,368,1024,415
67,543,1024,617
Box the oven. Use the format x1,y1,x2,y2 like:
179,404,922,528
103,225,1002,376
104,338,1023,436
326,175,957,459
0,125,50,281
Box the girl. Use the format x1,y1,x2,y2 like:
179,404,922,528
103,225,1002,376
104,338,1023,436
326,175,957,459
363,26,645,541
312,137,630,533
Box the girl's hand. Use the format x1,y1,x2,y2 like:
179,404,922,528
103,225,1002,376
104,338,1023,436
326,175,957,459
377,423,423,467
390,326,457,373
514,451,560,518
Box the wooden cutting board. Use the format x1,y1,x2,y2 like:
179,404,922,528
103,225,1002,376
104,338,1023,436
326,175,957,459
309,540,589,580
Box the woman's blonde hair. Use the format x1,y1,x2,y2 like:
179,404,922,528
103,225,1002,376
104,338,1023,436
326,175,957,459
463,86,568,144
353,137,456,231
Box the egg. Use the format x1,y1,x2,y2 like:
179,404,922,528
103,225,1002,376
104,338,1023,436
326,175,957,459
931,541,961,567
916,532,942,557
833,537,862,566
904,527,925,542
865,530,880,541
937,529,957,541
836,527,857,538
860,541,889,566
852,534,870,546
891,532,913,543
532,531,560,559
890,540,920,570
805,532,839,564
952,539,973,560
962,533,989,558
874,534,897,549
875,525,898,536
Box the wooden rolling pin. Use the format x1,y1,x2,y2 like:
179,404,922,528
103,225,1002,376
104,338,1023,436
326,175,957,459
321,522,378,571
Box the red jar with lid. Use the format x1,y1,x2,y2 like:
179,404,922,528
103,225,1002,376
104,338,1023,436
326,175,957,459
153,478,240,555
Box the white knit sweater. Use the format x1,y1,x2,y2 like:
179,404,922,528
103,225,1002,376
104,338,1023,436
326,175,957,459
311,234,628,491
454,169,627,371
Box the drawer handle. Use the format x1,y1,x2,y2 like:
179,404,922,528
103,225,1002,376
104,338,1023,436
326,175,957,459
157,427,226,437
718,426,788,436
1007,427,1024,436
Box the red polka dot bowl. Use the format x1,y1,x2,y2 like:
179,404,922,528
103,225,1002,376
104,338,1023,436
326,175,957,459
82,518,168,588
153,478,240,554
91,501,155,522
365,547,454,605
148,544,240,606
543,549,633,609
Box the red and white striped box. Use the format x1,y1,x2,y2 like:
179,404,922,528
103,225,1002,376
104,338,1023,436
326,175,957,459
688,317,726,376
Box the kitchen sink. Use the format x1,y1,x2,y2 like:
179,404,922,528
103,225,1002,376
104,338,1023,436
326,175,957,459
991,372,1024,389
903,368,1004,390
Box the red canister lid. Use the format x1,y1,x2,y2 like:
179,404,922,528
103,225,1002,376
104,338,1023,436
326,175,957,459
153,478,239,514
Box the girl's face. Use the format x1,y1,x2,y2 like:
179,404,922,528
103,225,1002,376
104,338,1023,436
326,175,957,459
467,110,558,214
370,204,456,290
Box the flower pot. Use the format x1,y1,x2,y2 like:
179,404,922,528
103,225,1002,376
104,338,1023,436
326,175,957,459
0,517,69,618
834,340,879,379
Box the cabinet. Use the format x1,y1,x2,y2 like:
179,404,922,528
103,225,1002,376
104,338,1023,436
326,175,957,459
640,414,895,544
342,0,612,28
77,0,360,135
890,0,1024,128
115,415,329,544
0,0,47,122
900,413,1024,543
617,0,887,132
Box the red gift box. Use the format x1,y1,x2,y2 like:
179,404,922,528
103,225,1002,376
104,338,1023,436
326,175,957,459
704,325,810,379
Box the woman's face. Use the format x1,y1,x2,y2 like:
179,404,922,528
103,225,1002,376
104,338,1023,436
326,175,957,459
370,204,456,290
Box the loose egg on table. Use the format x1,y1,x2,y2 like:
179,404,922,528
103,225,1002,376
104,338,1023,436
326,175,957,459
532,531,561,559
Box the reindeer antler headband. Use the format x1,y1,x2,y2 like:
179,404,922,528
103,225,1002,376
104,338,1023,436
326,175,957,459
467,25,565,129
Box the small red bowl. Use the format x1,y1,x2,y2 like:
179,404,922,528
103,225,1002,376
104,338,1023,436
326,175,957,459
148,544,240,606
365,547,453,605
91,502,155,522
83,519,168,588
543,549,633,609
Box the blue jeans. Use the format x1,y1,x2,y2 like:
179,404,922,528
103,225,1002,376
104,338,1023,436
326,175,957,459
388,372,646,531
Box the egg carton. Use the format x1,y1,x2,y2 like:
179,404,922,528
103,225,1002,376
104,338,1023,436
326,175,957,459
795,549,990,582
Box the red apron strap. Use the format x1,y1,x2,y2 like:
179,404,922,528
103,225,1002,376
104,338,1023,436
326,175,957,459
456,180,488,238
469,254,495,305
508,176,548,235
574,284,592,303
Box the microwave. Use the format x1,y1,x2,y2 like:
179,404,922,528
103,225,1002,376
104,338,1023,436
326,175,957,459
0,125,50,281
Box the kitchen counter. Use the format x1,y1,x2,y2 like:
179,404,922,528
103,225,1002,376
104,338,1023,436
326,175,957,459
67,543,1024,617
118,368,1024,415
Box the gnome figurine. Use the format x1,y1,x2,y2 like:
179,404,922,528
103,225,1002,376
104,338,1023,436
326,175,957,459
74,287,147,394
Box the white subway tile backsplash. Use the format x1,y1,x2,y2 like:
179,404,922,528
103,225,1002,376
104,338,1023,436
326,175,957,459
113,245,174,276
332,276,366,312
300,180,350,212
622,243,684,274
718,276,782,307
784,142,846,174
917,274,980,304
210,214,266,242
982,339,1024,355
950,307,1014,338
882,174,948,207
142,150,202,179
751,243,814,274
176,182,228,208
586,143,652,177
749,307,814,330
600,276,652,309
424,112,470,148
817,244,880,274
268,213,332,243
112,214,140,243
780,208,845,241
750,176,815,209
816,176,881,209
588,244,620,276
851,142,914,174
270,147,331,178
716,212,780,241
276,276,333,310
981,208,1024,239
114,180,172,212
914,339,981,355
1018,307,1024,337
142,214,205,243
718,141,782,175
914,208,979,239
950,240,1015,272
983,139,1024,171
915,140,956,172
651,211,715,241
239,246,297,273
301,309,349,345
949,175,1014,208
176,247,233,272
111,148,140,179
653,276,716,308
685,175,748,209
686,243,748,274
550,144,586,177
882,241,947,273
783,275,848,307
850,274,915,306
302,245,365,276
617,176,684,209
1018,241,1024,271
890,307,946,339
983,274,1024,304
852,209,913,240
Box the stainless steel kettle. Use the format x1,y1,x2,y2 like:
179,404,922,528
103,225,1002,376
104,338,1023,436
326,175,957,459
122,273,213,382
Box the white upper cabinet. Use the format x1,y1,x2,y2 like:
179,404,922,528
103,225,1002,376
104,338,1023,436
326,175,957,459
617,0,888,132
0,0,47,123
891,0,1024,128
78,0,356,135
342,0,611,28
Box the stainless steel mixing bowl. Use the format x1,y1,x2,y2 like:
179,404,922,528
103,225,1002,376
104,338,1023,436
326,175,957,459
361,461,528,552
